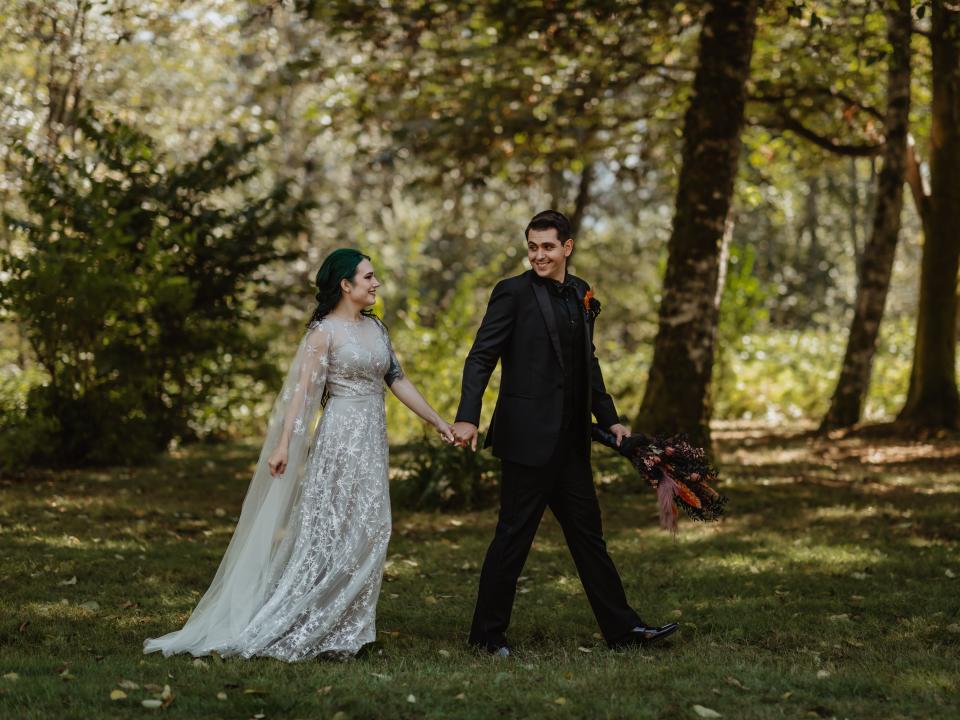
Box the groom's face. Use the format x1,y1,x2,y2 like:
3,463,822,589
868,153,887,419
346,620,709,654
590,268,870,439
527,228,573,282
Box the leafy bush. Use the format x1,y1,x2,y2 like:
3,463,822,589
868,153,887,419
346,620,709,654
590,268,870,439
0,114,309,467
391,432,499,510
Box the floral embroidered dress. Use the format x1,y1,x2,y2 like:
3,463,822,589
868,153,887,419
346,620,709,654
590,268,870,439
144,315,403,660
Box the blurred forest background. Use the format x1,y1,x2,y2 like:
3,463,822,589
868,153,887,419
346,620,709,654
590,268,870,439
1,0,958,483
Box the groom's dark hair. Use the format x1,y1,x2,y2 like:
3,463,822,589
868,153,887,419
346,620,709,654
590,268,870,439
524,210,572,241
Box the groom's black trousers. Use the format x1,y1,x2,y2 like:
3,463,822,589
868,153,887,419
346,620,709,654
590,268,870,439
468,431,642,648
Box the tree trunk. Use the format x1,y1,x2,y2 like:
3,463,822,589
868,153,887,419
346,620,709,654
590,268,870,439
846,158,862,272
898,1,960,429
635,0,758,448
569,162,594,239
820,0,912,431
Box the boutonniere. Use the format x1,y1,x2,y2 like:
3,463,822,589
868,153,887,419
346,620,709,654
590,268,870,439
583,289,601,320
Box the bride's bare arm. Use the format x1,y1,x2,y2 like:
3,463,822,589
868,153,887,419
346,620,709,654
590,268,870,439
388,377,454,443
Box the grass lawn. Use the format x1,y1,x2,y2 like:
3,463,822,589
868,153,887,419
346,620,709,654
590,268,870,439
1,424,959,719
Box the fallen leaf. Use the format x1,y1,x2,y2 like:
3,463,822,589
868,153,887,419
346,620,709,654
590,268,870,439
331,713,349,720
243,688,268,695
406,694,417,703
724,676,748,690
816,669,831,679
455,693,466,700
692,704,722,718
109,689,127,701
577,646,592,653
369,673,391,681
781,691,793,700
59,669,76,681
554,697,567,705
143,683,163,692
59,576,77,586
18,621,29,633
192,659,208,669
160,684,175,708
141,699,162,709
3,672,19,682
78,601,100,612
253,714,265,719
851,572,867,580
424,596,438,605
827,614,849,622
946,569,956,579
438,649,450,657
216,692,227,700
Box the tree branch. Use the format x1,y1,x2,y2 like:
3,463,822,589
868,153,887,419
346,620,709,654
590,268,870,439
749,84,885,122
765,111,883,157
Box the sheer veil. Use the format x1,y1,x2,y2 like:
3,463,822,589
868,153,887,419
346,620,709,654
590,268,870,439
144,322,331,656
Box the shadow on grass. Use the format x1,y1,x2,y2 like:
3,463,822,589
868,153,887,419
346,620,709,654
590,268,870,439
1,425,958,719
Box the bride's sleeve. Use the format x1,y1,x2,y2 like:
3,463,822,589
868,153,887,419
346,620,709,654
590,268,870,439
279,324,332,444
376,319,404,387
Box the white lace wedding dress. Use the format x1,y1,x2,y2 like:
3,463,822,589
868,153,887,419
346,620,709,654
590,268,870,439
144,315,403,660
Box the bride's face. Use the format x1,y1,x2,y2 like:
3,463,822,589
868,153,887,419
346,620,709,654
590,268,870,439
342,259,380,308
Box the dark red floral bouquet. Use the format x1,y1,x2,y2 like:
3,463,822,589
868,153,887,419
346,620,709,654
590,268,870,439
592,424,727,532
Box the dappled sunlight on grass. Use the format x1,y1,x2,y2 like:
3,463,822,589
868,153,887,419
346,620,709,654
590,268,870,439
1,426,958,718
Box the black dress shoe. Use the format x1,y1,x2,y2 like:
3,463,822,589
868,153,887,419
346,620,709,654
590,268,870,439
609,622,680,649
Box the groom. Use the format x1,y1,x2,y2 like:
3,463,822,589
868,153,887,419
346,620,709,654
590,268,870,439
451,210,679,655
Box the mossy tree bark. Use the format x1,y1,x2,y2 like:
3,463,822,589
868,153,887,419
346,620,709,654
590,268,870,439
635,0,759,448
820,0,912,430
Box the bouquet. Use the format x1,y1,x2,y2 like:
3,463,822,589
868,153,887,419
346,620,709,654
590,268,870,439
591,424,727,532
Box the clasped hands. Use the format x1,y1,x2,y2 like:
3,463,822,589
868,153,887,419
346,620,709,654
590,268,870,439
444,421,632,450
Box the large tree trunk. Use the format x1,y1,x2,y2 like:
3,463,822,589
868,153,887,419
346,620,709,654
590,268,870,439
635,0,758,448
820,0,912,431
898,1,960,429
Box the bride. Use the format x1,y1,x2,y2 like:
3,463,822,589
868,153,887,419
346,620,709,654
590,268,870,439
144,248,454,660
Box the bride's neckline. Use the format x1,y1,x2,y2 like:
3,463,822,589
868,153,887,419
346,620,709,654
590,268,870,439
327,313,366,325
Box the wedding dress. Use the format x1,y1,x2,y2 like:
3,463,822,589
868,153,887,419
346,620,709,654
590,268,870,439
144,314,403,660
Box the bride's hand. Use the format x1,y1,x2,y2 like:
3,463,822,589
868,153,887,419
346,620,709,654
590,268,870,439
268,445,288,476
434,420,455,445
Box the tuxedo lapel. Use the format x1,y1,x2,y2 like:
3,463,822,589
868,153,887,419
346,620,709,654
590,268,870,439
531,280,565,371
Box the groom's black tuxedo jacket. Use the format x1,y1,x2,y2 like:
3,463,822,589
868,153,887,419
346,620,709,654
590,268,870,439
455,270,619,467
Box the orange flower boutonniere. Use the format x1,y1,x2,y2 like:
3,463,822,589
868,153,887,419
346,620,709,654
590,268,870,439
583,289,601,319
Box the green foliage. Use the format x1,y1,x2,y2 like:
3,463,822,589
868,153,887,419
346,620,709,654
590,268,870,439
713,318,915,422
391,433,499,510
0,113,309,468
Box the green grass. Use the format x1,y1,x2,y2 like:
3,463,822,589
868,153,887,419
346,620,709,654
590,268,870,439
1,425,959,719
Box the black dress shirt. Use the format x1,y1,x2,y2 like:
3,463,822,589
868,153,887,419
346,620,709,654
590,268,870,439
533,272,586,431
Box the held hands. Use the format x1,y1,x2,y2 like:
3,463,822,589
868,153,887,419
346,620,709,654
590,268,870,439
451,421,479,451
434,418,456,444
610,423,632,447
268,444,288,477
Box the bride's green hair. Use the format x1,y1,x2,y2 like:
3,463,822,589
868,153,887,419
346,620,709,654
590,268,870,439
308,248,376,325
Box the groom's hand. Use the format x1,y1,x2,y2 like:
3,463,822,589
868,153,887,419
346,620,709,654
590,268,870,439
451,421,479,451
609,423,631,447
